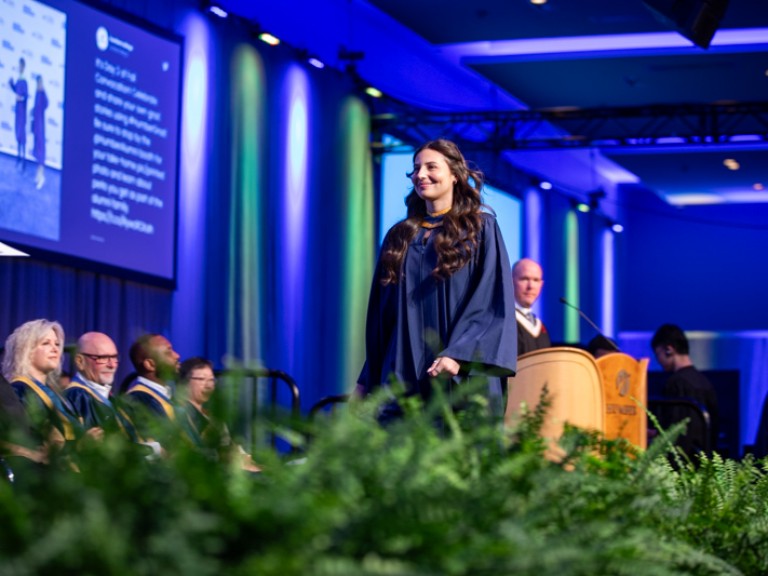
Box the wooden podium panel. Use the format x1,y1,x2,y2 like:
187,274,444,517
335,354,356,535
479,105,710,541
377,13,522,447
505,347,605,458
505,347,650,455
595,353,648,449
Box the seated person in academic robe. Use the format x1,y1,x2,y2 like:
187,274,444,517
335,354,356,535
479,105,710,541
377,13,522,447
177,357,260,472
0,371,47,474
0,370,30,437
512,258,551,356
65,331,138,442
651,324,720,460
2,319,100,460
122,334,180,445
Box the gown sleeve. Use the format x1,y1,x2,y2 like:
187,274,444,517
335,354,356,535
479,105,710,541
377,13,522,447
439,214,517,377
357,249,398,394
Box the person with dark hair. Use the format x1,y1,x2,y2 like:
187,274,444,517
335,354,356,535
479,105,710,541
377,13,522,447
357,139,517,420
177,357,215,446
0,371,44,472
0,371,29,436
651,323,719,459
123,334,179,447
9,57,28,170
32,74,48,189
177,357,260,471
512,258,551,356
586,335,618,359
123,333,180,420
58,370,72,390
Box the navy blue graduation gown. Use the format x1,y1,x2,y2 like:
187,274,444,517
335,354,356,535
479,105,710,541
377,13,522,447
359,212,517,402
65,375,139,441
65,375,115,430
124,379,175,420
11,376,82,443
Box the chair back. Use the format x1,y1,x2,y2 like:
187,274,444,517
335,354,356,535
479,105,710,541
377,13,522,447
309,394,350,418
647,395,712,454
216,368,300,452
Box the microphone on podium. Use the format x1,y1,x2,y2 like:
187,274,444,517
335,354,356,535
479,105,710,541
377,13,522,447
559,297,620,351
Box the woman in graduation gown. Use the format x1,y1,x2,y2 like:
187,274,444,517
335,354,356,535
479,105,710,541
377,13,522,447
2,319,89,458
357,139,517,419
177,357,260,472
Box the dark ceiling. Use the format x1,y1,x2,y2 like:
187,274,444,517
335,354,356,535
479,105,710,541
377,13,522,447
363,0,768,205
364,1,763,45
219,0,768,206
364,0,768,110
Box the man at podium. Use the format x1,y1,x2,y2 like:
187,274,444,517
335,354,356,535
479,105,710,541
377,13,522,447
513,258,551,356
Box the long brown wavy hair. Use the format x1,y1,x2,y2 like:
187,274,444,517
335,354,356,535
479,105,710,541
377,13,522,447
379,139,484,285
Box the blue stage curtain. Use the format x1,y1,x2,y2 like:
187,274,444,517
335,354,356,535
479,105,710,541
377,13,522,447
0,258,172,383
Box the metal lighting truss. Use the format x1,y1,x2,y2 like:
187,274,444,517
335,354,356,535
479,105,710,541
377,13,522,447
371,100,768,153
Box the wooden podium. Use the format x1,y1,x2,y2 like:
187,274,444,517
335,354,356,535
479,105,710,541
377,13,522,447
505,347,648,456
596,352,648,448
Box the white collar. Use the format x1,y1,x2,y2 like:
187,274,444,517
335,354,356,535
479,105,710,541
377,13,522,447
74,372,112,402
515,307,543,337
136,375,173,399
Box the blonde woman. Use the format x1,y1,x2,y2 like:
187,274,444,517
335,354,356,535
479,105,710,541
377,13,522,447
2,319,91,454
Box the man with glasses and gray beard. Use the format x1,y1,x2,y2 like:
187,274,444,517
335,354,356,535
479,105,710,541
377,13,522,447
65,332,134,439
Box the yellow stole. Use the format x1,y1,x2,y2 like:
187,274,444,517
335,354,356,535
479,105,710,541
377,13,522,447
14,376,76,440
127,383,175,420
67,381,138,439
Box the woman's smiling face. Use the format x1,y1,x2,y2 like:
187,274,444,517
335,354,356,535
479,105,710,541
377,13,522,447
411,148,456,212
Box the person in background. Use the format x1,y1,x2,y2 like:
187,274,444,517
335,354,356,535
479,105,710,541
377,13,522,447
9,57,28,171
2,319,97,457
32,74,48,190
58,370,72,390
586,335,619,359
357,139,517,422
177,357,260,472
123,333,180,418
122,334,180,446
65,332,135,439
651,323,720,459
512,258,551,357
0,370,46,477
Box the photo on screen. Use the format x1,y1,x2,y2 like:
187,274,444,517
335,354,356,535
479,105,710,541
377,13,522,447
0,0,66,241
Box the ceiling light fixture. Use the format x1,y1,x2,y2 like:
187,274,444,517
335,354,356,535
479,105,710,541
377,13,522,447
539,180,553,190
723,158,740,170
611,223,624,233
258,32,280,46
365,86,383,98
206,3,228,18
307,56,325,69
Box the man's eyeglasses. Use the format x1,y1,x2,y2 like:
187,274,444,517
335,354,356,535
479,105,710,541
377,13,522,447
81,353,120,365
188,377,217,385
